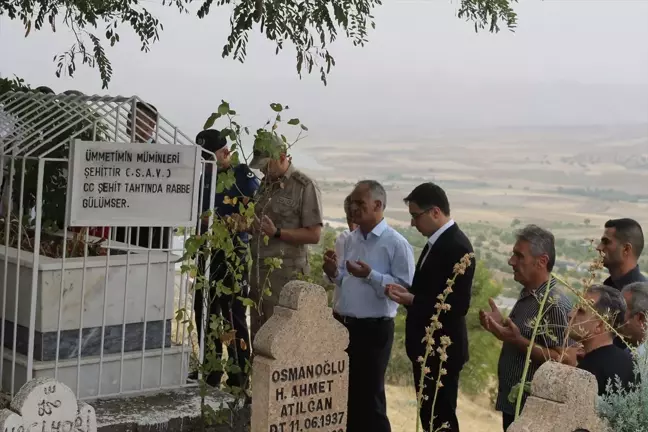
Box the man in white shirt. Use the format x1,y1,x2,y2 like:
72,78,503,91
323,180,415,432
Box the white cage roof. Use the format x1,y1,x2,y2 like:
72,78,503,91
0,91,196,159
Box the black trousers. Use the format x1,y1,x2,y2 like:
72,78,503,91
335,314,394,432
195,250,250,388
503,413,515,431
412,358,461,432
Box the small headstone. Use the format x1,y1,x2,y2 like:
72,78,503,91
0,377,97,432
508,362,608,432
252,280,349,432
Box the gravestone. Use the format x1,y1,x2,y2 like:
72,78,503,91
0,377,97,432
252,280,349,432
508,362,608,432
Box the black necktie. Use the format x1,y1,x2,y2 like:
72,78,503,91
418,243,430,269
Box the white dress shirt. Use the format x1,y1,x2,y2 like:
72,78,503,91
637,342,646,359
335,229,353,260
332,219,415,318
419,219,455,268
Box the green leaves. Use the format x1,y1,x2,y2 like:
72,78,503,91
11,0,518,89
176,99,325,415
203,113,221,130
508,381,531,404
217,101,230,115
240,297,256,308
202,101,235,130
458,0,518,34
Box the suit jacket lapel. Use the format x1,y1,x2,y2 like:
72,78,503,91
422,224,459,265
412,225,460,293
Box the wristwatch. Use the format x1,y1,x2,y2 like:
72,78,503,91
274,228,282,239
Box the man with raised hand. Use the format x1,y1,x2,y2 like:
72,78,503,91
323,180,415,432
385,182,475,432
480,225,572,431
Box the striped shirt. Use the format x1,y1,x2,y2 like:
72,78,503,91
495,278,573,415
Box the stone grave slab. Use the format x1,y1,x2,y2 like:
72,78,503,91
0,377,97,432
252,280,349,432
508,362,608,432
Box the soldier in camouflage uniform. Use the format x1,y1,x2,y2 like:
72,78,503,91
248,133,323,343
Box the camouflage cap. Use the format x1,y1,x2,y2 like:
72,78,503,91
249,132,288,169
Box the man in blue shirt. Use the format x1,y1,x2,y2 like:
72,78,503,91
323,180,415,432
191,129,259,390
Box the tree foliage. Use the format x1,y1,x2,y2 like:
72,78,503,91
461,261,503,399
1,0,518,88
0,79,109,249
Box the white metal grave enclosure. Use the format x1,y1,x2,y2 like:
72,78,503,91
0,90,216,400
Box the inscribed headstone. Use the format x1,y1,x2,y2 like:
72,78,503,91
67,140,201,227
252,280,349,432
508,362,608,432
0,377,97,432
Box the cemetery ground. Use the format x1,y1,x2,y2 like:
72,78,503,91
385,384,500,431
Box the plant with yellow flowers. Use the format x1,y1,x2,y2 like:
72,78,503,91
415,252,475,432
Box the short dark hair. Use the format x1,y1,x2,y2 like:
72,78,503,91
605,218,644,258
403,182,450,216
343,195,352,216
587,285,627,329
515,224,556,272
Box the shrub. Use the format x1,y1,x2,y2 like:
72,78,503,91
598,347,648,431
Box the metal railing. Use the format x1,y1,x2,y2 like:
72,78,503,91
0,91,214,400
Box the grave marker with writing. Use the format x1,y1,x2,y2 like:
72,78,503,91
67,140,201,227
0,377,97,432
252,281,349,432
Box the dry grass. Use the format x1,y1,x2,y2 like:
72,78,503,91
386,384,501,432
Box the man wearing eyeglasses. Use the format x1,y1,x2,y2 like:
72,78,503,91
385,182,475,432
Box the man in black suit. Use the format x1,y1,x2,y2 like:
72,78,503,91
386,182,475,432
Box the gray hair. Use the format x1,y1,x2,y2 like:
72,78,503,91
356,180,387,210
587,284,627,329
515,224,556,271
622,282,648,317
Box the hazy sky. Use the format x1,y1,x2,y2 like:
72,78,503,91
1,0,648,143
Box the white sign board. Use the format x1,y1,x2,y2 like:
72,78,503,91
68,140,201,227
